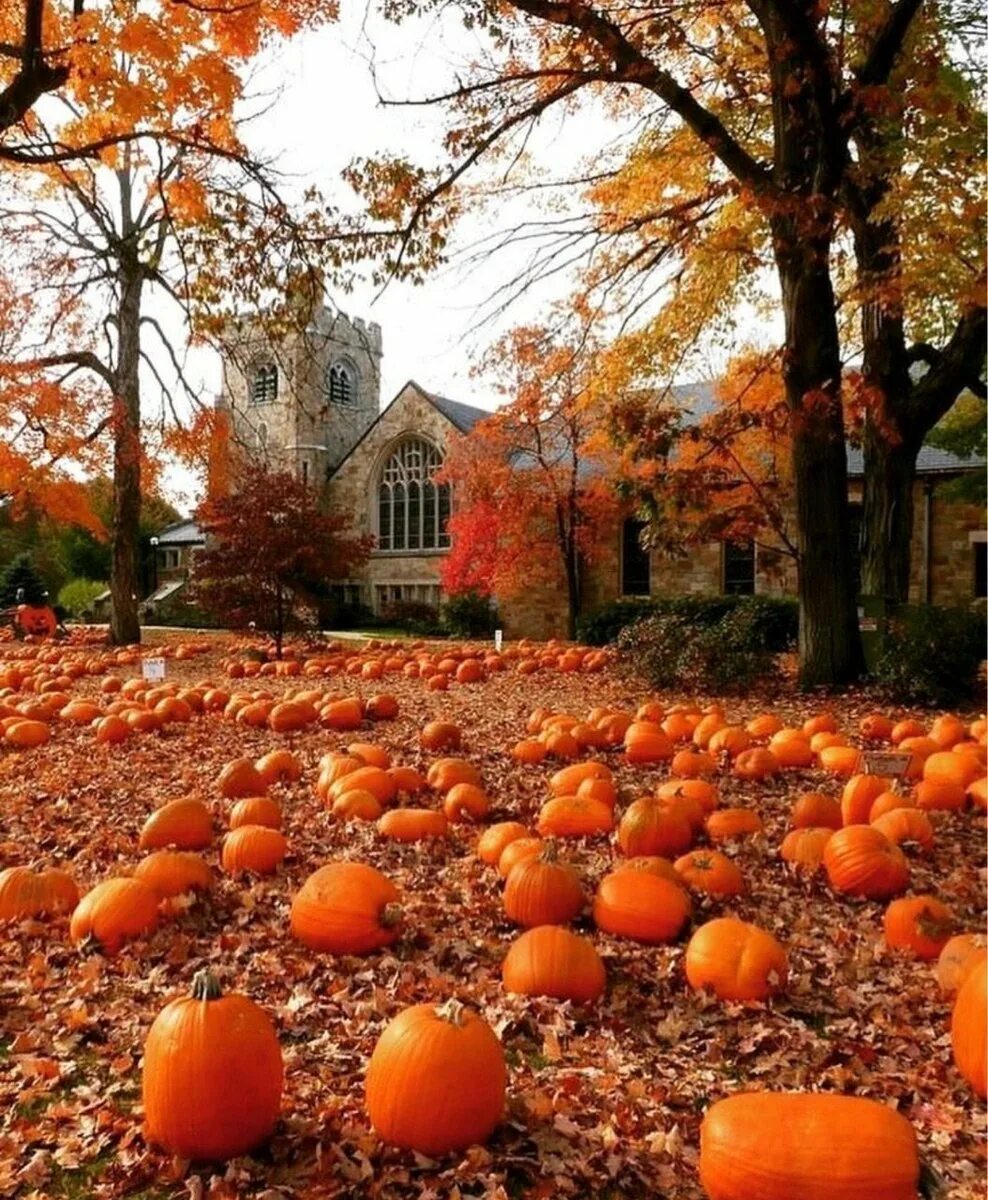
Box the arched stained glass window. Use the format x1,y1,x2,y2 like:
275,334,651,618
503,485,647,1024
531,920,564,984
376,438,450,551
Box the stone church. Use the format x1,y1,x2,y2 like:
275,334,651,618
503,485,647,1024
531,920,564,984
153,300,986,638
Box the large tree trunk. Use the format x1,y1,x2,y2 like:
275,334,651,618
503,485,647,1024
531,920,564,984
109,264,143,646
774,226,865,687
860,426,921,603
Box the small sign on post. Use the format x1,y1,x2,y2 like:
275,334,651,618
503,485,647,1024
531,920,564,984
494,629,503,652
142,658,166,682
862,750,912,778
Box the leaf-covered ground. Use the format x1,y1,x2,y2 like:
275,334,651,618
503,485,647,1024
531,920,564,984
0,632,984,1199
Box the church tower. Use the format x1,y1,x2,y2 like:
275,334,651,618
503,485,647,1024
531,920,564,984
219,301,383,487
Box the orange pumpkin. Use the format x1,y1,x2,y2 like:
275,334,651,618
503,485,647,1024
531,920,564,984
503,847,584,927
537,795,614,838
706,808,764,844
673,850,744,897
290,862,402,954
221,825,288,876
883,895,954,960
70,877,160,954
823,825,910,899
229,796,282,830
937,934,988,994
685,917,787,1002
779,827,834,873
477,822,530,866
139,798,213,851
593,868,690,944
871,807,934,854
617,797,693,858
952,963,987,1097
840,774,893,825
502,925,606,1003
789,792,842,830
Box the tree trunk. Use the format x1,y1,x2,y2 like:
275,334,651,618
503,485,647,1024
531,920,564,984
564,549,580,641
109,265,143,646
860,427,921,602
774,227,864,687
274,583,284,659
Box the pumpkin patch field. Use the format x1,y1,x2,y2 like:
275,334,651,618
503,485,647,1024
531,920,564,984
0,631,984,1199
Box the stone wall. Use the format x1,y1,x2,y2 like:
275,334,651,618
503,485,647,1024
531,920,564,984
324,382,456,611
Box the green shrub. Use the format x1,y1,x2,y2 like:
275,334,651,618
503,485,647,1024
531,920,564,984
0,554,49,607
618,609,775,693
872,604,985,705
580,593,798,650
57,578,107,618
442,591,496,637
379,599,443,635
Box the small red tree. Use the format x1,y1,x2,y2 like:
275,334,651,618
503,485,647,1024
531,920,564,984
193,469,371,657
440,326,621,638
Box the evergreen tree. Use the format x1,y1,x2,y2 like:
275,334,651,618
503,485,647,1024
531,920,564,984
0,554,50,606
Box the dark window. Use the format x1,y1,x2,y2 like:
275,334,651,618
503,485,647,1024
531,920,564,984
437,481,451,547
249,363,278,404
328,362,356,405
975,541,987,599
621,519,651,596
848,501,863,596
723,540,755,595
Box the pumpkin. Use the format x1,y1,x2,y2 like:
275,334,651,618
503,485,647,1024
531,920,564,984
967,776,987,810
823,825,910,898
348,741,391,769
612,855,679,884
477,822,529,866
497,836,545,878
139,797,213,851
69,877,160,954
221,825,287,876
366,692,399,720
537,795,614,837
790,792,842,830
549,761,610,796
388,765,427,796
706,808,764,843
5,719,50,748
745,713,782,738
670,749,717,778
365,999,506,1155
685,917,787,1001
937,934,987,994
134,851,212,898
0,865,78,920
502,925,606,1003
512,738,547,764
673,850,744,897
443,783,490,823
891,718,926,745
913,778,966,811
657,778,719,813
327,765,396,806
217,758,267,799
930,714,967,748
867,790,914,822
803,712,838,736
290,862,402,954
817,745,862,777
143,969,283,1160
255,749,302,786
503,846,584,927
576,776,618,808
95,714,130,744
871,807,934,854
923,749,982,789
617,797,693,858
593,868,690,944
768,731,814,768
378,808,449,841
883,895,955,960
859,712,895,741
321,697,364,730
699,1091,919,1200
420,720,461,751
733,748,779,780
426,758,481,793
229,796,282,830
623,720,674,763
951,962,987,1098
840,774,893,825
332,789,384,821
779,827,833,872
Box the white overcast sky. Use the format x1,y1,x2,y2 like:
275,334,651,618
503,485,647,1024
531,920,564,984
162,1,778,505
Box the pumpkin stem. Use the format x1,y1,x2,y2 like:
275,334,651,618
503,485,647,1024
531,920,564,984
77,932,102,956
538,841,559,864
190,968,223,1001
380,902,403,929
435,997,468,1027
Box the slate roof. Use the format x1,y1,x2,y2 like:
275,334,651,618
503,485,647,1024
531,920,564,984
425,391,491,433
155,519,204,545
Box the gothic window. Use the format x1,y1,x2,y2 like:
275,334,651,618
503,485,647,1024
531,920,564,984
327,360,357,406
376,438,450,552
249,362,278,404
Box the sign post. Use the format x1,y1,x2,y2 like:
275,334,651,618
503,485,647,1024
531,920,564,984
142,658,166,682
494,629,503,653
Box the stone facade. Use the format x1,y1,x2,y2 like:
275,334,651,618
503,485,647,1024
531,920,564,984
210,302,986,639
220,305,383,486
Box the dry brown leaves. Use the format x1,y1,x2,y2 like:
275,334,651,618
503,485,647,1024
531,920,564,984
0,634,984,1199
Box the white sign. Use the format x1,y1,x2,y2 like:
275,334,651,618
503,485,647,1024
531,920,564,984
494,629,503,652
142,658,166,681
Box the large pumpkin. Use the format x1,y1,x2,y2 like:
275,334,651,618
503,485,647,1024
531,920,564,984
139,797,213,851
69,877,160,954
134,851,212,899
365,1000,506,1155
617,797,693,858
143,969,283,1160
883,895,954,960
221,825,288,876
290,862,402,954
537,795,614,838
503,847,584,927
592,868,690,944
951,962,988,1098
685,917,787,1002
823,825,909,899
937,934,988,994
502,925,606,1003
699,1092,919,1200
